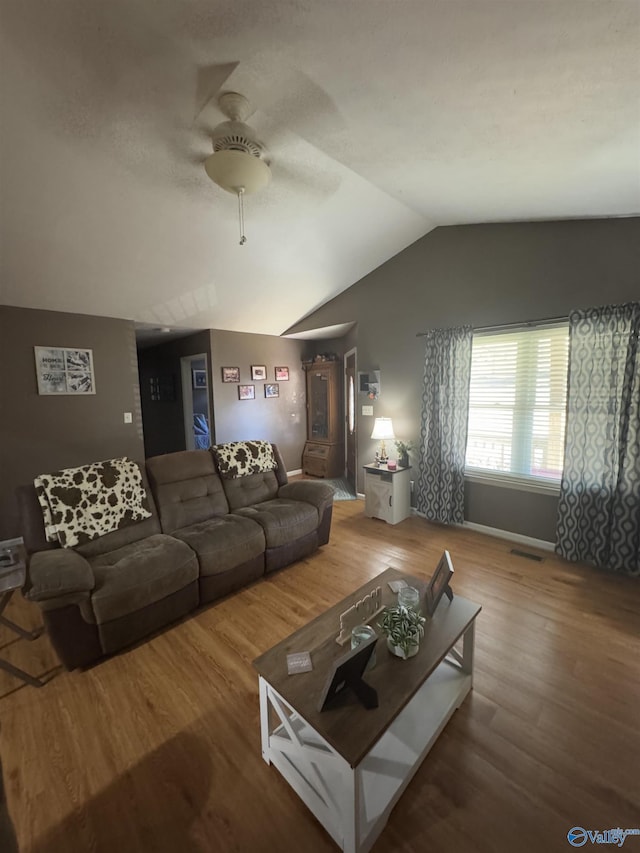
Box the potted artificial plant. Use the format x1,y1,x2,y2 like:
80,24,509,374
394,440,413,469
379,604,426,660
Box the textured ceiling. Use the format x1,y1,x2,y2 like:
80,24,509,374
1,1,639,338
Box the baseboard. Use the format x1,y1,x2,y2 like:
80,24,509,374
410,511,554,552
461,521,555,552
287,468,302,477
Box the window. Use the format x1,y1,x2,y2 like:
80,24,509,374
465,324,569,487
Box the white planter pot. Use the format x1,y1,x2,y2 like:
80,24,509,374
387,637,419,659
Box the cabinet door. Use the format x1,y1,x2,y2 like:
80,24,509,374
365,475,392,522
308,370,330,439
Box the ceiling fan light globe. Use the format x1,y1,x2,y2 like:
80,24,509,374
204,150,271,195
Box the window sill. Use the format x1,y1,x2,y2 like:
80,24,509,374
464,470,561,497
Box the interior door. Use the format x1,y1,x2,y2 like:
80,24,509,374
345,350,357,491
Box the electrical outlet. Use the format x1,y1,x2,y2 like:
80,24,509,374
123,412,132,424
362,405,374,416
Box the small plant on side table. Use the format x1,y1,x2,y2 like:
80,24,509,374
394,440,414,468
379,604,426,659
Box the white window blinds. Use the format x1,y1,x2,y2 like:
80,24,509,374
465,324,569,484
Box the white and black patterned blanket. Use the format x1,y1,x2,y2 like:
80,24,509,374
212,441,277,479
34,457,152,548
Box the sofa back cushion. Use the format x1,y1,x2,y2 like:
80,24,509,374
146,450,229,533
220,470,280,510
211,441,289,510
17,468,162,558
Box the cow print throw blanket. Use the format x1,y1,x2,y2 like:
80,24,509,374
34,457,152,548
212,441,277,479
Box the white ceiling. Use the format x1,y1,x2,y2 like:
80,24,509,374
1,1,639,339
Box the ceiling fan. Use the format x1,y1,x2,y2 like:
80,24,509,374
204,91,271,245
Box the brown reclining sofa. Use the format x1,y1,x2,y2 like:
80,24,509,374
17,442,334,670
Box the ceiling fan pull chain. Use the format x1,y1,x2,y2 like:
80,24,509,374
238,187,247,245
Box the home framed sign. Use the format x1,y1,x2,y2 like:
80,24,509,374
34,346,96,395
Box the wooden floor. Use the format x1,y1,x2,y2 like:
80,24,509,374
1,501,639,853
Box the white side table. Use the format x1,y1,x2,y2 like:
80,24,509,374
363,464,411,525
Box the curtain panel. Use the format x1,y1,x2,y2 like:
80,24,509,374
556,302,640,576
416,326,472,525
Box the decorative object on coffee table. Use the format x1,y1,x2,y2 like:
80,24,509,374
425,550,455,616
379,602,426,659
397,586,420,610
317,635,378,711
336,585,383,645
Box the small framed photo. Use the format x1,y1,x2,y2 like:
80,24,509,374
192,369,207,389
238,384,255,400
317,636,378,711
275,366,289,381
425,550,455,616
251,365,267,381
221,366,240,383
264,383,279,398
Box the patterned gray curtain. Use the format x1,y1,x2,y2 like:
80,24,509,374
416,326,472,524
556,302,640,576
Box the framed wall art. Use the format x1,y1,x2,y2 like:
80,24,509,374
192,369,207,389
221,366,240,383
34,346,96,395
275,366,289,381
238,384,255,400
251,365,267,381
264,383,279,398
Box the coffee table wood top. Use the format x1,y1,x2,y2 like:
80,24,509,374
253,567,481,767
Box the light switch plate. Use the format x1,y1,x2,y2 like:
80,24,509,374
362,405,374,416
123,412,133,423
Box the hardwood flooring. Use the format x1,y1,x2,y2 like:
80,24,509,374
1,501,639,853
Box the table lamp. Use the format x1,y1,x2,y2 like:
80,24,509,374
371,417,395,464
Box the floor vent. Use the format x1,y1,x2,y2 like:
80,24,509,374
510,548,544,562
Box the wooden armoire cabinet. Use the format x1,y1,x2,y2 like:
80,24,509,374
302,361,344,478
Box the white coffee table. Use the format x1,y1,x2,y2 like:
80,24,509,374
253,568,481,853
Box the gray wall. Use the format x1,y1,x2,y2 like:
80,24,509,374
0,306,144,540
286,218,640,541
137,331,213,458
210,330,308,472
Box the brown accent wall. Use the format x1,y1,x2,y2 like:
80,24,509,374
209,330,307,472
0,306,145,540
285,218,640,541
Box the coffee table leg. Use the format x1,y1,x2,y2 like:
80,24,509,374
258,676,271,765
461,620,476,682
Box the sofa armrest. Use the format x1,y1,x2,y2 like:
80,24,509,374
278,481,335,515
24,549,95,607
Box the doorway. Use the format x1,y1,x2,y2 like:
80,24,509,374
345,349,357,492
180,354,212,450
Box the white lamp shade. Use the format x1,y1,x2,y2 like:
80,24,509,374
371,417,395,440
204,150,271,195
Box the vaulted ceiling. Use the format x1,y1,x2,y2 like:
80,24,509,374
1,1,638,338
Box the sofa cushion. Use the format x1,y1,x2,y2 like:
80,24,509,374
220,470,280,511
173,515,265,576
146,450,229,533
212,440,277,479
88,534,198,623
233,499,319,549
